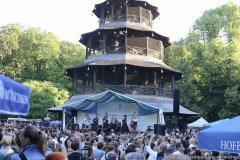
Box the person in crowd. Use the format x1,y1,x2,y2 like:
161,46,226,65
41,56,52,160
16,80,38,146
189,149,202,160
45,152,68,160
93,141,105,160
101,145,117,160
67,141,82,160
48,140,58,152
146,135,166,160
82,136,93,159
11,125,47,160
64,138,73,154
164,148,173,157
105,151,117,160
0,135,14,159
172,142,183,156
59,133,67,146
125,152,146,160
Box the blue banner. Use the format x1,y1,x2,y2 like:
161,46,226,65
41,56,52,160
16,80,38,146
0,74,30,115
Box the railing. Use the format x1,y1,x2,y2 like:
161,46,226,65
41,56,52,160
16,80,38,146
90,46,161,60
74,85,173,98
99,14,151,28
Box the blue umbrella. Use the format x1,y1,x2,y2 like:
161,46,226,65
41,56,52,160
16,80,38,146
198,116,240,153
50,120,62,126
203,118,230,128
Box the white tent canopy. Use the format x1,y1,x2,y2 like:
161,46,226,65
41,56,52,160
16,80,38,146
187,117,208,128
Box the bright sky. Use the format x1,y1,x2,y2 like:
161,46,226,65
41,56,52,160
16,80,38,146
0,0,239,44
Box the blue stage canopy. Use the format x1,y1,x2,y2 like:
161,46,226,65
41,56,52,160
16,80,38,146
0,74,30,115
63,90,159,116
198,116,240,153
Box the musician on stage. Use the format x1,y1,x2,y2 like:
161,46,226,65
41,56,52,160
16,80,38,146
122,115,129,133
102,112,109,128
92,114,98,132
43,114,51,127
130,112,137,131
84,114,92,128
111,115,117,133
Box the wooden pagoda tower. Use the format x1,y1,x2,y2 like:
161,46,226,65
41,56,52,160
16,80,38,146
50,0,198,131
66,0,183,96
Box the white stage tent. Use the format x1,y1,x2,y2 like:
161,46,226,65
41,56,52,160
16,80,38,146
187,117,208,128
61,90,165,131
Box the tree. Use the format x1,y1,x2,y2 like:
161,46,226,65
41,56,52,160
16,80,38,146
23,80,69,118
19,28,60,81
46,41,85,90
0,24,24,80
165,2,240,121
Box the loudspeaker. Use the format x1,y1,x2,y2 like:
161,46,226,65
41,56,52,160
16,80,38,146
173,87,180,115
72,124,79,131
154,124,165,135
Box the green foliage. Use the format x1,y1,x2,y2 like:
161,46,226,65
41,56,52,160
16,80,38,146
0,24,85,117
46,41,85,90
0,24,24,80
166,2,240,121
19,27,60,81
219,86,240,118
23,80,69,118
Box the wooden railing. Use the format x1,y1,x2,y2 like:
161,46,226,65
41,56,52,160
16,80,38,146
90,46,161,60
99,14,151,28
73,85,173,98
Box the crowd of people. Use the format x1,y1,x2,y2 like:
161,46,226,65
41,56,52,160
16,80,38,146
0,114,239,160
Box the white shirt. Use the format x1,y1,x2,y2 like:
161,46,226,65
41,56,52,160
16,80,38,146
146,146,157,160
84,117,91,126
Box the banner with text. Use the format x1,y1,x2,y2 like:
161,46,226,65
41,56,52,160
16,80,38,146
0,74,30,115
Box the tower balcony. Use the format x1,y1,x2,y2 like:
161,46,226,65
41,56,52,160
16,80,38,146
73,85,173,98
99,14,152,29
89,45,163,60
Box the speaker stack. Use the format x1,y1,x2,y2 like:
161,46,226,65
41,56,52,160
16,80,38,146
173,87,180,115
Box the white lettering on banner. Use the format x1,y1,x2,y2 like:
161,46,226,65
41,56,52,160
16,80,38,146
0,80,28,104
221,141,240,151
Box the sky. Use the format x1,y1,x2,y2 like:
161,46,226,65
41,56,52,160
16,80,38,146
0,0,239,44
